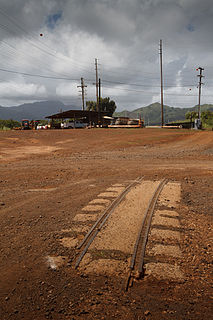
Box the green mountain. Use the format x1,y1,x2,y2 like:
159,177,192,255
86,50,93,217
1,101,212,125
0,101,80,121
114,103,213,125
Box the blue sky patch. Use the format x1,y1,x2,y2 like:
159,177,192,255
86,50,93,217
46,12,62,29
187,23,195,32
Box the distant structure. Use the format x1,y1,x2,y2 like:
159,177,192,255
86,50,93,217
46,109,108,127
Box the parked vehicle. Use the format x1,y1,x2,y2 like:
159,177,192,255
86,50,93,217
30,120,39,130
61,121,87,129
21,119,30,130
37,124,49,130
21,119,40,130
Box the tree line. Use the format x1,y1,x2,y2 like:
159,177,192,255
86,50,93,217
185,111,213,128
86,97,116,116
0,119,21,129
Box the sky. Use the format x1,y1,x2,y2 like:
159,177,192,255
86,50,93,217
0,0,213,111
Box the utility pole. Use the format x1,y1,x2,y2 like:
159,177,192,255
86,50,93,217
197,67,204,121
77,77,87,111
98,78,101,108
98,78,101,124
95,58,99,111
159,39,164,127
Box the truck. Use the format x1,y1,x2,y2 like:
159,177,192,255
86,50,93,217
21,119,30,130
61,121,87,129
21,119,40,130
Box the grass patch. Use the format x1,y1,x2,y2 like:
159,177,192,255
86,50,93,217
0,126,11,131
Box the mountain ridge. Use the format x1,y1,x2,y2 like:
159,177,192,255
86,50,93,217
0,101,80,121
114,102,213,125
0,101,213,124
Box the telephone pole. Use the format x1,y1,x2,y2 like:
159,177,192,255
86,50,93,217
77,77,87,111
98,78,101,124
95,58,99,111
98,78,101,108
197,67,204,121
159,39,164,127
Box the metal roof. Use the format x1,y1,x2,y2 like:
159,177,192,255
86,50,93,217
46,109,107,120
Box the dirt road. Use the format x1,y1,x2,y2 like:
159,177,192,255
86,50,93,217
0,128,212,319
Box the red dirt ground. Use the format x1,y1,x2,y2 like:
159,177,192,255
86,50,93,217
0,128,212,320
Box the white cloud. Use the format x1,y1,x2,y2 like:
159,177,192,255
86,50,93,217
0,0,212,111
0,80,47,98
56,81,79,97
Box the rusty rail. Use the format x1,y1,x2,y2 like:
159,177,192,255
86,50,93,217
125,178,167,291
75,176,144,269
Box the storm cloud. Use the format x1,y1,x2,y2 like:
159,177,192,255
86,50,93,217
0,0,212,110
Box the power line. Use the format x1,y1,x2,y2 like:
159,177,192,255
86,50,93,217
0,39,74,78
0,65,199,90
101,78,195,88
0,67,83,81
101,83,205,96
0,14,202,85
0,64,213,102
0,10,95,75
0,66,212,98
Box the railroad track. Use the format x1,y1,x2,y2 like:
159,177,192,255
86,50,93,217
74,176,144,269
125,178,168,291
74,177,168,292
